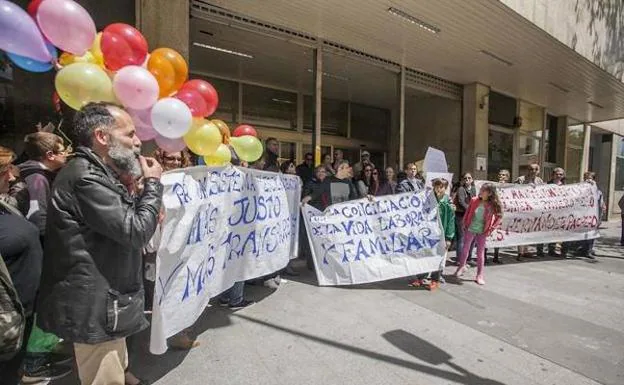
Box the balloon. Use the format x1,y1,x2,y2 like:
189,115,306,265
232,124,257,138
27,0,44,18
147,48,188,98
91,32,104,65
136,124,158,141
113,66,159,110
230,135,263,162
37,0,96,55
150,98,192,139
183,119,221,156
127,108,157,141
180,79,218,116
59,32,104,67
101,23,148,71
0,0,51,62
7,41,57,73
155,135,186,153
174,89,208,117
55,63,115,110
203,144,231,166
212,119,231,144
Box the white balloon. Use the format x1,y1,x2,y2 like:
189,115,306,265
113,66,159,110
151,98,193,139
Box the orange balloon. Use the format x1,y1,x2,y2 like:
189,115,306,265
147,48,188,98
212,119,230,144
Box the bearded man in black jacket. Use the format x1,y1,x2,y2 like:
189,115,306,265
37,102,163,385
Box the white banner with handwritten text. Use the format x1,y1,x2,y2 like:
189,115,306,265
149,166,301,354
485,182,600,248
302,191,446,286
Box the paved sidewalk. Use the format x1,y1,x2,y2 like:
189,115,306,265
55,221,624,385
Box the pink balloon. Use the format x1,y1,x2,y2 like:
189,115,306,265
155,135,186,153
37,0,96,55
128,107,152,127
113,66,159,110
136,124,158,141
127,108,156,141
0,0,51,62
174,88,208,117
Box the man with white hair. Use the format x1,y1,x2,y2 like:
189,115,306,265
37,102,163,385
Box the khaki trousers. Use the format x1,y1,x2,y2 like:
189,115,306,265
74,338,128,385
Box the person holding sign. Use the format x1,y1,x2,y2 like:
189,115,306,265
396,162,424,193
410,178,455,290
454,183,502,285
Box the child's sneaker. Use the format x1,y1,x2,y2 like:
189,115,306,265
427,281,440,291
409,279,427,287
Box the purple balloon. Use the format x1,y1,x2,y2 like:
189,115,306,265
0,0,52,62
155,135,186,153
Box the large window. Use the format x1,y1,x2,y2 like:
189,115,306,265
242,84,297,130
350,103,390,143
615,137,624,191
303,96,348,136
488,126,514,181
199,76,238,125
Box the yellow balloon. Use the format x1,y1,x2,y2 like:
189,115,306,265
230,135,263,162
55,63,115,111
91,32,104,67
183,119,222,156
59,51,99,67
203,144,231,166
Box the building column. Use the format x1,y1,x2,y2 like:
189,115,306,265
580,124,592,180
136,0,190,60
611,135,623,219
398,66,406,169
312,47,323,166
462,83,489,179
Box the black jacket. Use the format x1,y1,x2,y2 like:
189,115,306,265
0,203,42,317
37,147,163,344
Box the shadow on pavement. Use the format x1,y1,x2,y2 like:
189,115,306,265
383,329,505,385
234,314,505,385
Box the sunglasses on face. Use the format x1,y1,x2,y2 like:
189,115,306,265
372,171,379,175
365,169,372,172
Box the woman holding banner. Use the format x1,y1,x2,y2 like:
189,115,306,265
143,149,201,352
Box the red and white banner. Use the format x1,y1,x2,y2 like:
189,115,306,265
485,182,601,248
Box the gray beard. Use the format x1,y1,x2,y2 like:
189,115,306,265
108,137,141,178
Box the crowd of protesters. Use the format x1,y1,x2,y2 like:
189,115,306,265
0,102,619,385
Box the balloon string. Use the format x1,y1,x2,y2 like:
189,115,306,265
55,119,73,148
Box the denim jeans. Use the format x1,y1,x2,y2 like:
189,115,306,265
220,281,244,306
455,215,475,261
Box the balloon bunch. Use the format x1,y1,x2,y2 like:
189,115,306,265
0,0,264,165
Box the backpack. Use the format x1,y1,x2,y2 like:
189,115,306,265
0,254,26,361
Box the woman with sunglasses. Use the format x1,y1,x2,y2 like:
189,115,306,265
370,168,393,196
356,165,374,197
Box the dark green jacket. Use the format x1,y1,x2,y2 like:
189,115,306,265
437,195,456,241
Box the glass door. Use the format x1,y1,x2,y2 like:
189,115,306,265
488,125,514,181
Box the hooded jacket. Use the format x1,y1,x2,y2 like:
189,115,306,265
18,160,57,236
37,147,163,344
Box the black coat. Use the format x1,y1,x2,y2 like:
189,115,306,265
37,147,163,344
